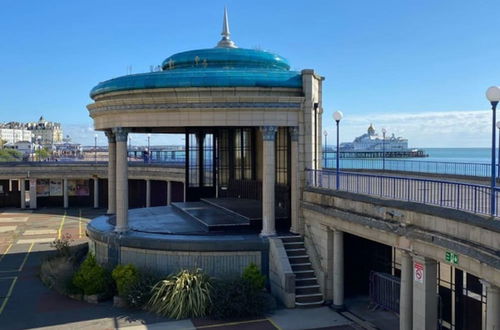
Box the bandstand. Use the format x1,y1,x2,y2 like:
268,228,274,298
86,10,323,280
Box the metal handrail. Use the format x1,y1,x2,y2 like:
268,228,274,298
306,169,498,218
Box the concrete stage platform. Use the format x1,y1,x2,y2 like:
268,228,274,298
107,198,289,233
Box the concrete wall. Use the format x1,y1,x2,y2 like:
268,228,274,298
268,238,296,308
302,187,500,288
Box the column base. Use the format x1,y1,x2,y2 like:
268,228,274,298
114,226,128,233
259,231,276,238
330,304,345,312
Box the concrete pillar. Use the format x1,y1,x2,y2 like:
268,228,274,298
146,179,151,207
93,178,99,209
481,280,500,330
399,250,413,330
260,126,277,237
289,127,301,234
29,179,37,209
113,127,129,233
105,131,116,215
412,256,438,330
167,181,172,205
20,179,26,209
183,182,186,202
63,178,68,209
333,229,344,309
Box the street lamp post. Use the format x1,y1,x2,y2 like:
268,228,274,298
94,134,98,163
147,133,151,164
323,130,328,168
333,111,344,190
128,136,132,161
486,86,500,216
382,128,387,171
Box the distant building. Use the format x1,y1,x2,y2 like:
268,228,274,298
26,116,63,147
0,122,31,144
340,124,409,151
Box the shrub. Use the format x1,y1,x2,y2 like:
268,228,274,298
125,272,160,308
50,233,73,258
147,269,212,319
112,264,139,297
72,254,113,296
242,263,266,291
210,278,276,320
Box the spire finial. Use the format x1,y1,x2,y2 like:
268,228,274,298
216,7,237,48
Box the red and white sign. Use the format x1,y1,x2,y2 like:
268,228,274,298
414,262,424,283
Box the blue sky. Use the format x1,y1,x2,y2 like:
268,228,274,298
1,0,499,147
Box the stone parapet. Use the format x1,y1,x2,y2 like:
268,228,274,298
268,238,296,308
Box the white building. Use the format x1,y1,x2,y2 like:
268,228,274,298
26,116,63,146
0,124,32,144
341,124,409,151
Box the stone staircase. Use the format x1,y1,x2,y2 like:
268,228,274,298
280,235,324,307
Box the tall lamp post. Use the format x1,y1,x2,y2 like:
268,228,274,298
382,128,387,171
323,130,328,168
497,121,500,179
94,134,98,163
486,86,500,216
333,111,344,190
128,136,132,161
147,133,151,164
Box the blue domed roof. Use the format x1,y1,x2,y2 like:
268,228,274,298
90,47,302,98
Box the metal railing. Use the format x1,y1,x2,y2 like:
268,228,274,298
323,157,491,177
369,271,400,313
306,169,499,217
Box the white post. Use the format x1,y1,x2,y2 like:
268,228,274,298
93,178,99,209
399,250,413,330
20,179,26,209
167,181,172,205
333,229,344,309
114,127,129,232
29,179,37,209
63,178,68,209
260,126,277,237
481,280,500,330
105,131,116,214
412,256,438,330
146,179,151,207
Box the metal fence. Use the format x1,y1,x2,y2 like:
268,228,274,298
306,169,499,217
369,271,401,313
323,157,491,177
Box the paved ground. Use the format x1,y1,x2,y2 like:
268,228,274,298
0,207,395,330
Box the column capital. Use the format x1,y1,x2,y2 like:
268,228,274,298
260,126,278,141
290,126,299,141
112,127,130,142
104,130,116,143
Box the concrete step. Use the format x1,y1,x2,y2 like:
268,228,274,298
277,235,303,243
295,293,324,304
291,263,313,272
284,242,305,249
288,255,310,264
286,248,307,256
294,270,315,279
295,300,325,308
296,285,321,295
296,277,318,287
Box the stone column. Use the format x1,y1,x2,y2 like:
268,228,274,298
93,178,99,209
260,126,277,237
105,131,116,215
481,280,500,330
333,229,344,310
399,250,413,330
146,179,151,207
20,179,26,209
289,127,301,234
166,181,172,205
113,127,129,233
29,179,37,209
63,178,68,209
412,256,438,330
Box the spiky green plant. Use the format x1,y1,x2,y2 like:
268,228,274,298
147,269,212,319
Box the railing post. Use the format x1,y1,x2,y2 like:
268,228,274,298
440,182,443,207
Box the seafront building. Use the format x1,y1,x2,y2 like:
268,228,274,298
341,124,408,151
26,116,63,146
0,10,498,330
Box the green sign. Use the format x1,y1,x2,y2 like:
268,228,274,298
445,251,459,265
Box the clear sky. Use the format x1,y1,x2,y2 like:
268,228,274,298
1,0,500,147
